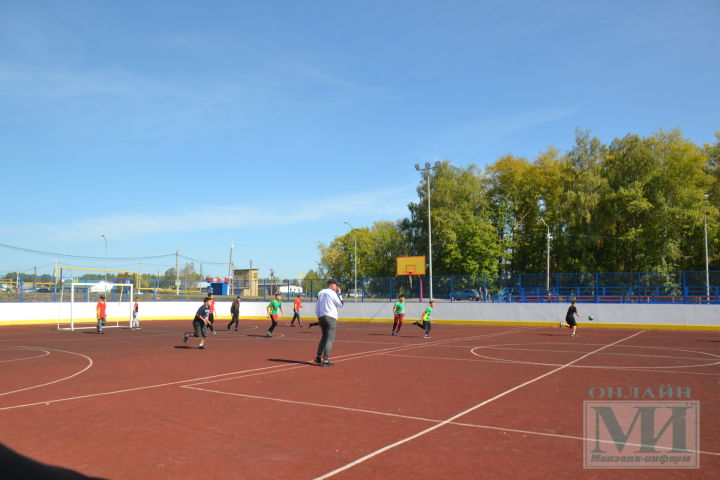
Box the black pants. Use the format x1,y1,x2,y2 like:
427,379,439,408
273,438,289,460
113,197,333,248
208,314,215,332
228,313,239,329
268,315,278,333
290,311,302,325
415,321,431,335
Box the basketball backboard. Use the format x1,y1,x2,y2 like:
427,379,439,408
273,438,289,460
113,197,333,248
396,256,426,276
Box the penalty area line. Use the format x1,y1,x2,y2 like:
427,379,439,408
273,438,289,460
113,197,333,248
312,330,646,480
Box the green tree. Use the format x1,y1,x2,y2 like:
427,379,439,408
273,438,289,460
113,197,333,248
401,162,500,275
301,269,321,294
319,221,408,278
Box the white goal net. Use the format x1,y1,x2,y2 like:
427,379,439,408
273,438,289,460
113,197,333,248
57,282,134,331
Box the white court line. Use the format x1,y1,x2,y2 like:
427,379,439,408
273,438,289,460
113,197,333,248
471,345,720,370
0,347,51,363
0,363,300,411
380,352,720,376
0,328,529,411
184,328,532,388
184,386,720,457
312,330,647,480
0,347,93,397
478,345,720,362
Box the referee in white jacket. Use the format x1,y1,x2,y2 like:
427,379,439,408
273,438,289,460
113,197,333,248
314,278,344,367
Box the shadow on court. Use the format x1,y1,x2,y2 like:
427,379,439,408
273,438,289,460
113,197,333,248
268,358,315,365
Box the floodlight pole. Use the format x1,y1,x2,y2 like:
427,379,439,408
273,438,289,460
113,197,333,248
100,234,108,283
344,221,358,301
227,240,234,296
540,219,551,294
704,194,710,302
175,249,180,296
415,161,442,300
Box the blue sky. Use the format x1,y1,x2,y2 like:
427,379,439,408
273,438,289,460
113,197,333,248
1,0,718,279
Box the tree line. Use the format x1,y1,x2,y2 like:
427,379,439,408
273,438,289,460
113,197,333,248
318,129,719,280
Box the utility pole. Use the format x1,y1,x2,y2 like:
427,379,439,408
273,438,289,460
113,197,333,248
100,234,108,283
704,194,710,302
228,242,234,295
175,249,180,295
343,221,358,301
414,161,442,300
540,218,552,294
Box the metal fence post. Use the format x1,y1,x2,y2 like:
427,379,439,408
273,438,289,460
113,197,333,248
594,273,599,302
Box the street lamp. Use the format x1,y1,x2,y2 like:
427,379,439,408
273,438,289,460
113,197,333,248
100,234,108,283
223,235,235,296
704,194,710,302
415,161,442,300
539,219,552,294
344,221,358,301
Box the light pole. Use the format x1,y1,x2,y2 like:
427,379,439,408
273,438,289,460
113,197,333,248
415,161,441,300
539,219,552,294
223,235,234,296
100,234,108,283
344,221,358,301
704,194,710,302
228,241,234,296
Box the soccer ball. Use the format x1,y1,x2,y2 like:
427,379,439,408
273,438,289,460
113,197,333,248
588,315,594,321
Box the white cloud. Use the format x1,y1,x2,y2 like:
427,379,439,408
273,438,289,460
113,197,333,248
11,186,414,242
448,108,577,141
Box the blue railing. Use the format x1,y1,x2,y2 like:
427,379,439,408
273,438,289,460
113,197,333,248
2,270,718,304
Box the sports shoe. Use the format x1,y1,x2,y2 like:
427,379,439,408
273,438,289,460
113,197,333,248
291,324,295,327
266,331,272,337
308,324,314,329
211,330,216,335
299,324,303,328
227,324,231,330
183,332,189,343
321,361,335,367
198,345,206,349
313,357,322,364
571,333,577,337
559,322,564,328
424,334,430,338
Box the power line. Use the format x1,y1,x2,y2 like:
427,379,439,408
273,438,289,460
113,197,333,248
0,242,175,261
0,242,228,266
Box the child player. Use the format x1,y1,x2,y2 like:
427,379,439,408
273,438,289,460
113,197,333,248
560,299,582,337
391,295,406,336
413,300,435,338
266,293,284,337
290,293,303,327
132,298,140,329
96,295,107,334
227,296,241,331
183,296,211,349
207,292,217,335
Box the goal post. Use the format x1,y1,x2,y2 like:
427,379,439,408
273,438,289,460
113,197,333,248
57,282,134,331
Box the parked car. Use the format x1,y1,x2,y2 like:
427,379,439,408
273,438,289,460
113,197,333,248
345,289,362,298
36,288,52,293
451,288,481,301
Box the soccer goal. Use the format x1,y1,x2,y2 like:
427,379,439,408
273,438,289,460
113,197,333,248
57,282,134,331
